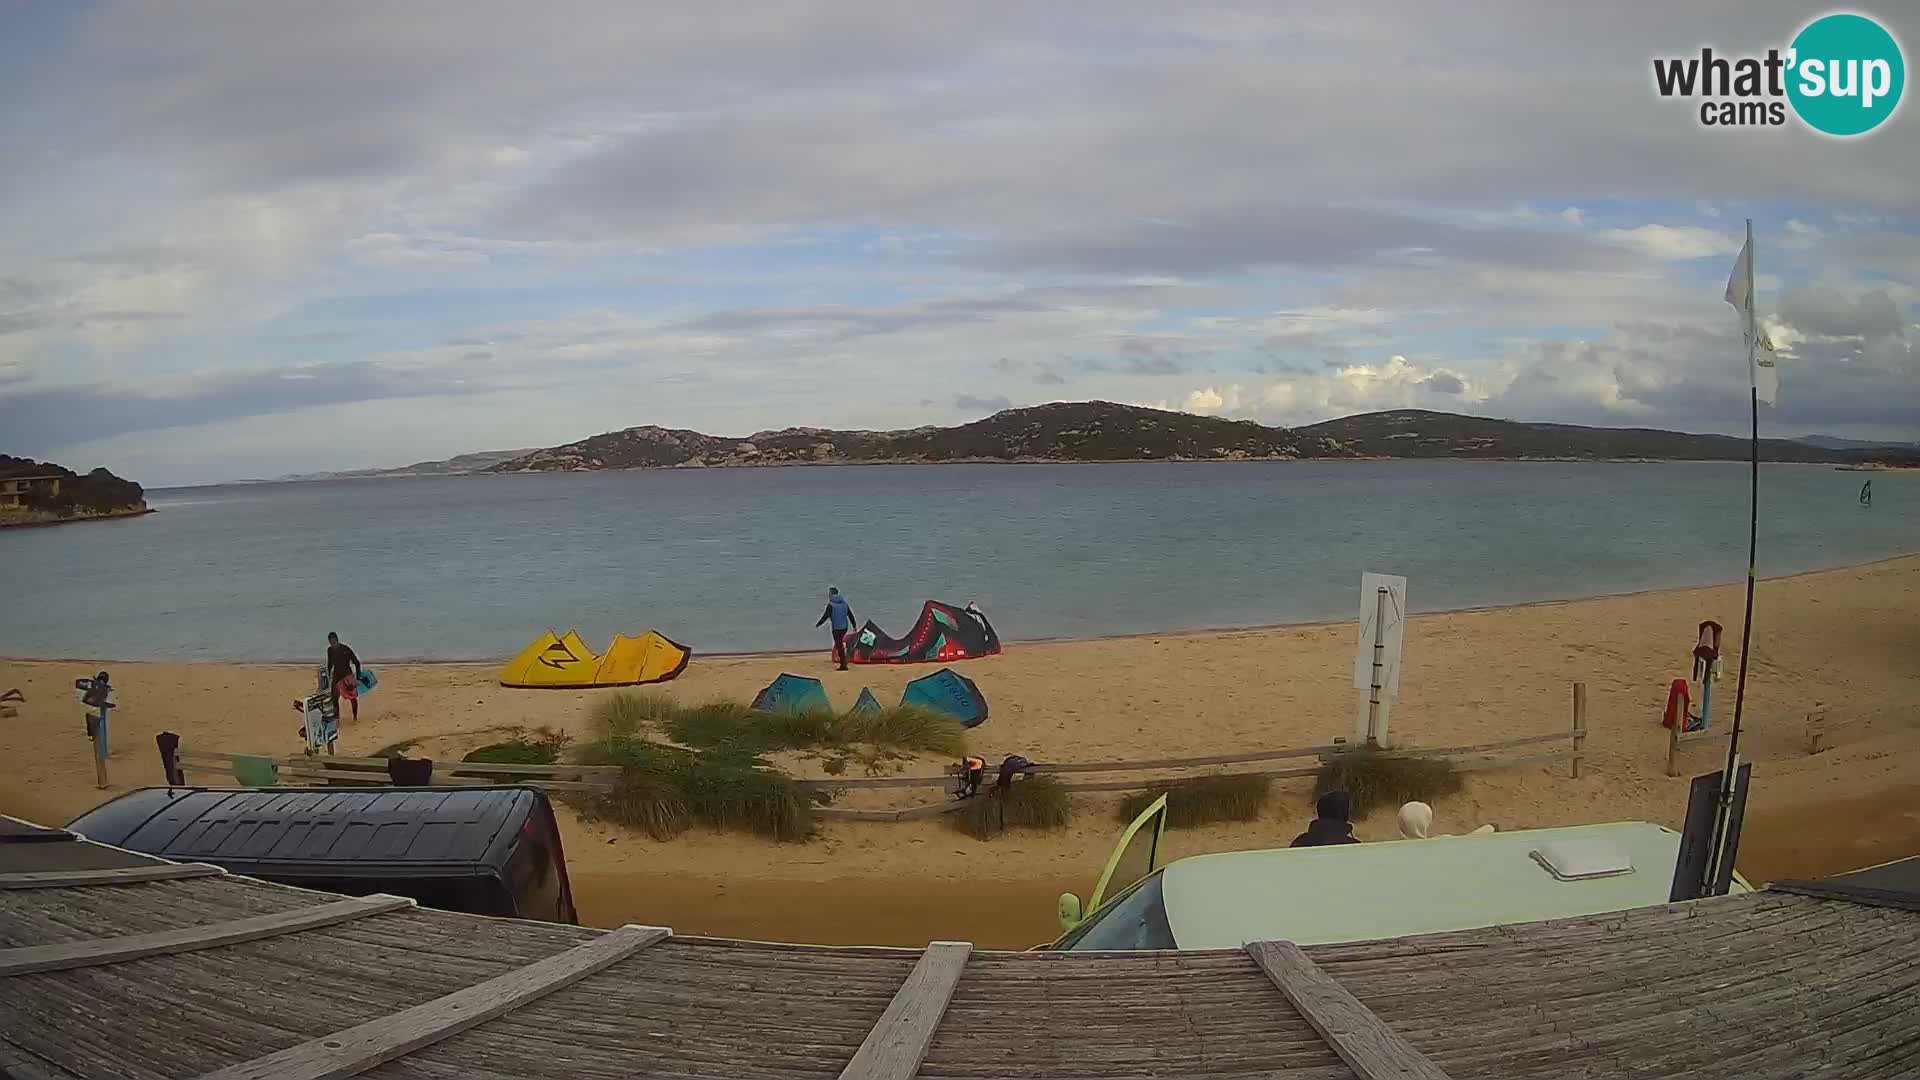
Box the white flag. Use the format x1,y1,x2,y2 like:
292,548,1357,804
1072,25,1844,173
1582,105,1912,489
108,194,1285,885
1724,231,1777,406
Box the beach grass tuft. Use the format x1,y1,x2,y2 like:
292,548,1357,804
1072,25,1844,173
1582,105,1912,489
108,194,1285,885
574,733,815,842
595,770,693,840
589,691,677,741
1314,747,1463,818
613,693,965,757
572,691,963,843
372,738,419,759
953,777,1073,840
461,725,572,766
1117,774,1272,827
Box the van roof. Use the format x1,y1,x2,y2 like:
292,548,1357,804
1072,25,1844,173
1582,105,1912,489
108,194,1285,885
1159,821,1748,949
66,786,540,877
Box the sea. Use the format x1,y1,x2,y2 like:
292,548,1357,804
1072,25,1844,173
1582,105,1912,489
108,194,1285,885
0,461,1912,662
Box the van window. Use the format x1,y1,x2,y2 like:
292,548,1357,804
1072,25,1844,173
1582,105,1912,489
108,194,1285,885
1055,871,1175,951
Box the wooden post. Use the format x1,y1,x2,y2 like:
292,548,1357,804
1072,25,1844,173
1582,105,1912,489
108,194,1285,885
1666,715,1681,778
1570,682,1587,779
1805,710,1825,755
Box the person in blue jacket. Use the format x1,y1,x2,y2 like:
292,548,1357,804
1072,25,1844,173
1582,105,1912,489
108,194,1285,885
815,587,858,670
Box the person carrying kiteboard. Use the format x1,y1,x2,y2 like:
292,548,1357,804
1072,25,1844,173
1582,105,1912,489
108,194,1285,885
815,587,857,671
324,631,365,722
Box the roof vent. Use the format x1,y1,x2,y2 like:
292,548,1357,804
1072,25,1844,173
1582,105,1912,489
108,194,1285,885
1530,839,1635,881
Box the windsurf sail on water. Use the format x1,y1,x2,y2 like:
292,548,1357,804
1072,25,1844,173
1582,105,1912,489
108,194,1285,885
1860,480,1872,506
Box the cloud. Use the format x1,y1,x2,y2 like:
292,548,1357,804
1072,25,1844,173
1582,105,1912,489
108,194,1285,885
1,1,1915,481
976,207,1636,278
0,360,489,454
1599,224,1738,261
1776,288,1906,341
953,393,1012,414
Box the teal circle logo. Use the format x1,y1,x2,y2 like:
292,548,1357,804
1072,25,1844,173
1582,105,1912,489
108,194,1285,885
1787,13,1905,136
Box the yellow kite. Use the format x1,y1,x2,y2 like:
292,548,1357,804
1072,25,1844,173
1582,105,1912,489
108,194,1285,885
499,629,692,689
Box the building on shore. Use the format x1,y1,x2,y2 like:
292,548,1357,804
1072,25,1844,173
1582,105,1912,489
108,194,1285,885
0,473,62,509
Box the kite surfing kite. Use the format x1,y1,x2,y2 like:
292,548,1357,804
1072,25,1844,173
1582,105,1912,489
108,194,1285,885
500,629,691,689
902,668,990,728
751,673,831,715
847,600,1001,664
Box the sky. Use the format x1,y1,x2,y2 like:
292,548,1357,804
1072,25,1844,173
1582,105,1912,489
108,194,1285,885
1,1,1916,486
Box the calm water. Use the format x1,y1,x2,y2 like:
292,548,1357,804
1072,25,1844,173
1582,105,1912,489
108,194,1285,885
0,462,1912,661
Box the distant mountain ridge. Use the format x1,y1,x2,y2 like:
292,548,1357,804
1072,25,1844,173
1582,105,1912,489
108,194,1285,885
268,448,537,482
1795,434,1920,451
485,403,1919,472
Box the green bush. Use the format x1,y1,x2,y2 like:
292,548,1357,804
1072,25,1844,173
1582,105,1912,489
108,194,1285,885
460,726,572,766
848,705,968,757
1314,748,1463,818
592,771,693,840
952,777,1073,840
1117,774,1272,827
589,691,678,741
462,741,557,765
575,734,814,842
372,738,419,759
662,698,966,757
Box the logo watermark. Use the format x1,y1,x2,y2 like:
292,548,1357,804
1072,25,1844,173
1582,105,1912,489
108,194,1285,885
1652,11,1905,136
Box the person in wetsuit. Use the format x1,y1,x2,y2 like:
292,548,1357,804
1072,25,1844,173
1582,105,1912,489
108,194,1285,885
815,588,857,671
325,632,363,722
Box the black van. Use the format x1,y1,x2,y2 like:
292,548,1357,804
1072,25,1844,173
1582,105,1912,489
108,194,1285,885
66,785,578,924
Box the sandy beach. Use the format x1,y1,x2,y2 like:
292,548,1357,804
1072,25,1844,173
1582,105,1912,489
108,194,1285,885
4,554,1918,947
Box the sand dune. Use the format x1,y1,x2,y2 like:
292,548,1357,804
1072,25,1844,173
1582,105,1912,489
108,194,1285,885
4,555,1917,946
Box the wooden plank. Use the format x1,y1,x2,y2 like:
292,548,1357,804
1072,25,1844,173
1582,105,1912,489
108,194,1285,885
0,863,226,890
1452,749,1580,772
0,895,412,977
1057,765,1322,793
193,923,670,1080
269,766,609,792
1245,939,1451,1080
1332,730,1567,759
295,756,622,778
1027,744,1343,774
839,940,972,1080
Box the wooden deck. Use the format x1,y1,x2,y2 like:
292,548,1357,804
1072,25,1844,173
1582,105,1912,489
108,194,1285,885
2,823,1918,1079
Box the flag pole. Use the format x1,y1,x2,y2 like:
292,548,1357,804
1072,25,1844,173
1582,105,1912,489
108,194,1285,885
1710,218,1760,889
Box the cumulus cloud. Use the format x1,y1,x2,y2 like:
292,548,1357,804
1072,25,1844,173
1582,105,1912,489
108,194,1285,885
1599,224,1739,262
0,1,1914,481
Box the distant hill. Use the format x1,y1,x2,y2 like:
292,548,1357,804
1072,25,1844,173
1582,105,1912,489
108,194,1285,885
1297,410,1848,463
271,448,536,483
0,455,149,527
1796,434,1920,452
488,402,1920,473
487,402,1334,472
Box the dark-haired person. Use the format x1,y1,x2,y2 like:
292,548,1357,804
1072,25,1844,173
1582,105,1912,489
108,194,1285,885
1290,789,1362,847
325,632,363,722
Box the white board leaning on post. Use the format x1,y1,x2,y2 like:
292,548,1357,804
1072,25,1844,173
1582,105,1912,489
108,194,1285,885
1353,573,1408,747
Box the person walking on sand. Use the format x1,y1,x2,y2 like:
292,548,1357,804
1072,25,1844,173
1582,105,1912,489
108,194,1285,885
325,632,364,722
815,587,857,671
